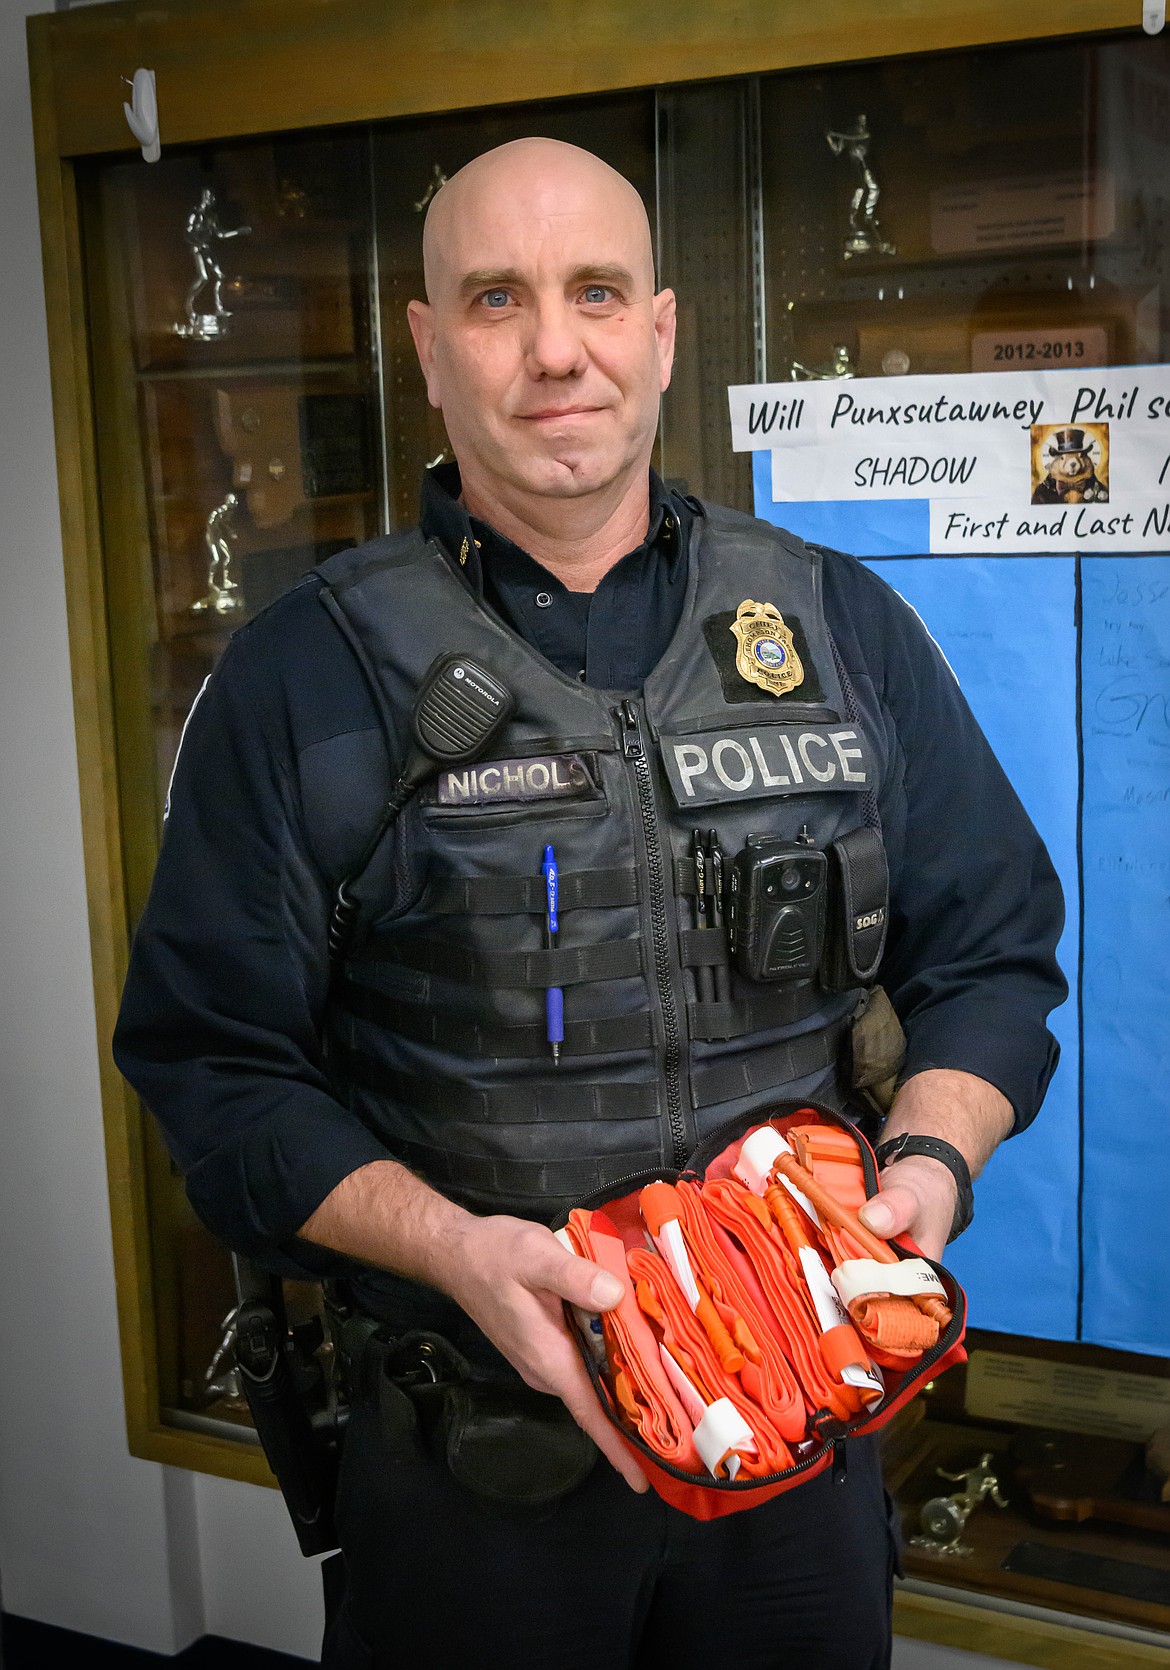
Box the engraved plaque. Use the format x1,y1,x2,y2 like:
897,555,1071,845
298,393,373,499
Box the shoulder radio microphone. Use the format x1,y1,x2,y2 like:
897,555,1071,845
397,652,515,795
329,652,515,958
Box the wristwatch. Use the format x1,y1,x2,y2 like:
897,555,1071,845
872,1132,974,1242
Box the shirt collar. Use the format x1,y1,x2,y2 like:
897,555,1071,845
419,459,690,596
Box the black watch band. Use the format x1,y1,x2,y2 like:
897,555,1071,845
873,1132,975,1242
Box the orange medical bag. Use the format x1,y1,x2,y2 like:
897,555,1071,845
557,1103,966,1521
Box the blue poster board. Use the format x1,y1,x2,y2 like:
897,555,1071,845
754,456,1170,1355
1080,558,1170,1356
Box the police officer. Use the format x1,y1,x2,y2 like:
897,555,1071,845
115,139,1065,1669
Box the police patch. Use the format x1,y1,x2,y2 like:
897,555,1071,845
434,752,599,807
659,724,873,808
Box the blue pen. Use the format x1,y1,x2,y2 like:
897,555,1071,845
542,843,564,1067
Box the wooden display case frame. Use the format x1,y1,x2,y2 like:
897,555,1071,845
26,2,1162,1661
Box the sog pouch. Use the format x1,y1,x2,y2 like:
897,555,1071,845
823,827,890,991
556,1102,966,1522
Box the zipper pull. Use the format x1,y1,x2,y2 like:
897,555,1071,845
619,699,642,760
833,1438,849,1484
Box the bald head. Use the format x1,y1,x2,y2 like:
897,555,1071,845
406,137,674,527
422,138,656,305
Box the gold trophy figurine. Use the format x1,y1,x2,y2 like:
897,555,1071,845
826,115,896,259
790,344,856,381
190,490,246,618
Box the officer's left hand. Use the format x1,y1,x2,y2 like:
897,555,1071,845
856,1155,956,1263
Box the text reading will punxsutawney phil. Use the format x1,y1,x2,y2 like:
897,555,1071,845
730,383,1167,444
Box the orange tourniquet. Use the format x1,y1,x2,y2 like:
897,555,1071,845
699,1178,868,1423
639,1180,805,1447
785,1123,949,1364
565,1207,701,1473
627,1248,793,1477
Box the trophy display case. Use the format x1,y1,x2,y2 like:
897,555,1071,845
762,36,1165,384
32,0,1170,1654
82,126,385,1437
882,1329,1170,1643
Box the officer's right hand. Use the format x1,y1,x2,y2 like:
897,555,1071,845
440,1215,650,1493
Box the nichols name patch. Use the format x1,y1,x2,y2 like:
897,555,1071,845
660,725,873,807
434,752,599,808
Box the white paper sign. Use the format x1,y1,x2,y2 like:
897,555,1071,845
727,366,1170,553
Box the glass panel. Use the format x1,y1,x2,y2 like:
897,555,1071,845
82,129,381,1435
656,79,757,510
761,39,1164,384
90,132,381,843
883,1329,1170,1634
78,49,1170,1642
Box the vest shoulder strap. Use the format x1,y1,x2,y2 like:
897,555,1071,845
315,525,436,592
698,501,820,572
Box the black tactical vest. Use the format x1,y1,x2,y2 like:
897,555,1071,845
316,504,892,1223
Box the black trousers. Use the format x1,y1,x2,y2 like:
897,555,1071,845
322,1400,900,1670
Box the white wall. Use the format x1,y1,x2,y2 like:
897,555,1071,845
0,0,321,1655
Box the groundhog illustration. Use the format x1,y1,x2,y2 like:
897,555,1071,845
1032,427,1108,505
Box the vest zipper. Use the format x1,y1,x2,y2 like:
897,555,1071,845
619,699,687,1167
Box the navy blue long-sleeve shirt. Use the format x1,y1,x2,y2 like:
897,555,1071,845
113,468,1066,1271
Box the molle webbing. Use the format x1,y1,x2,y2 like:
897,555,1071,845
689,1021,847,1108
678,927,727,967
374,1137,665,1207
688,982,816,1042
336,979,653,1058
329,1021,844,1136
349,935,642,988
424,867,639,916
326,1045,661,1124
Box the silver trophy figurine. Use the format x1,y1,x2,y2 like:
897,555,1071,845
202,1305,246,1406
174,187,252,341
910,1452,1008,1557
413,163,449,214
826,114,895,259
190,490,245,618
791,344,856,381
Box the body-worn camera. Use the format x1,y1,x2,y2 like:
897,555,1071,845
727,834,827,983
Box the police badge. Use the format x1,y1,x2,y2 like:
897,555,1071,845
730,600,805,697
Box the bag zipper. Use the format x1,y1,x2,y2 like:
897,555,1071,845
618,698,687,1167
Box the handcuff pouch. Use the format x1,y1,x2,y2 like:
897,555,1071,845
440,1381,597,1511
365,1328,596,1511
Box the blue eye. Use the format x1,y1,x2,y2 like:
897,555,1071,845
483,289,510,308
583,285,611,304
